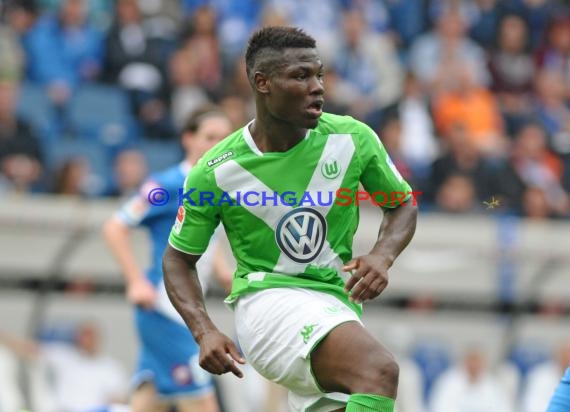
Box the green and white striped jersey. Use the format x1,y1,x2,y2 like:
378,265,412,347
168,113,412,315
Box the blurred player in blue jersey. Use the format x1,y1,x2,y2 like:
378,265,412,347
103,105,234,412
547,367,570,412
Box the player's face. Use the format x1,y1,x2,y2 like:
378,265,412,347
266,48,325,129
185,115,233,159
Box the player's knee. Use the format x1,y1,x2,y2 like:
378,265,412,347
377,356,399,388
352,351,399,394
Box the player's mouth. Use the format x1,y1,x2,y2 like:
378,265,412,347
306,99,324,118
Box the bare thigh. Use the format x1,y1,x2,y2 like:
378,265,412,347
130,382,169,412
310,321,399,397
175,392,219,412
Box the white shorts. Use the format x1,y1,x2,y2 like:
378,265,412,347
234,287,362,412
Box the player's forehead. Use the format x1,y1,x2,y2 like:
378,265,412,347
197,115,232,135
278,48,323,72
198,113,229,128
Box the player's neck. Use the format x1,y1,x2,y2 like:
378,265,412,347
250,112,307,153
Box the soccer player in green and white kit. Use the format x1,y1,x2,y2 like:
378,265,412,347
163,27,418,412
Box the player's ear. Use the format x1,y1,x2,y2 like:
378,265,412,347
254,71,270,94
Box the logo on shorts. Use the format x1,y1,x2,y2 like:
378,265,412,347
324,305,342,314
275,208,327,263
172,364,192,385
301,324,318,344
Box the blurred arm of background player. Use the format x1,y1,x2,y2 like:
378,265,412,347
0,331,41,360
102,216,158,309
103,216,234,304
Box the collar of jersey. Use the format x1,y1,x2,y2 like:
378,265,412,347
243,119,311,157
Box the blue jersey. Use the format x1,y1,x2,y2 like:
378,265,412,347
547,367,570,412
116,161,218,291
117,162,190,286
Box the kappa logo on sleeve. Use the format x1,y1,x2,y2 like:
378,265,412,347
174,206,185,234
207,151,234,167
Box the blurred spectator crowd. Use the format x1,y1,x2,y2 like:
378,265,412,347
1,0,570,219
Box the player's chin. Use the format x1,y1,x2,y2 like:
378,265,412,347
302,112,322,129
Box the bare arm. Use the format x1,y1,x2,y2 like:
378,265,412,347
102,218,156,308
0,332,40,360
344,199,418,303
163,244,217,339
370,198,418,267
163,244,245,377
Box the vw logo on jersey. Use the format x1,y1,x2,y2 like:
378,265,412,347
275,207,327,263
321,158,341,179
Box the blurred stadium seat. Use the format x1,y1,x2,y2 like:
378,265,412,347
46,139,108,173
67,85,139,148
138,140,183,173
411,340,452,403
45,139,110,195
16,82,58,145
507,341,550,378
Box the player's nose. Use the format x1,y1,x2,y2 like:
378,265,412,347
308,75,324,95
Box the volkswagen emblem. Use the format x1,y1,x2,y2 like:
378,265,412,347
275,207,327,263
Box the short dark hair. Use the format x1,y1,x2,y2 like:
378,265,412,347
245,26,316,85
182,104,228,134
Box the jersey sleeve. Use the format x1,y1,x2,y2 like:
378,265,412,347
357,121,413,208
168,165,221,255
115,179,164,227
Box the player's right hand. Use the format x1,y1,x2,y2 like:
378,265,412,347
127,277,157,309
197,331,246,378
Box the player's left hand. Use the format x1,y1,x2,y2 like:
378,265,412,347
343,255,390,304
